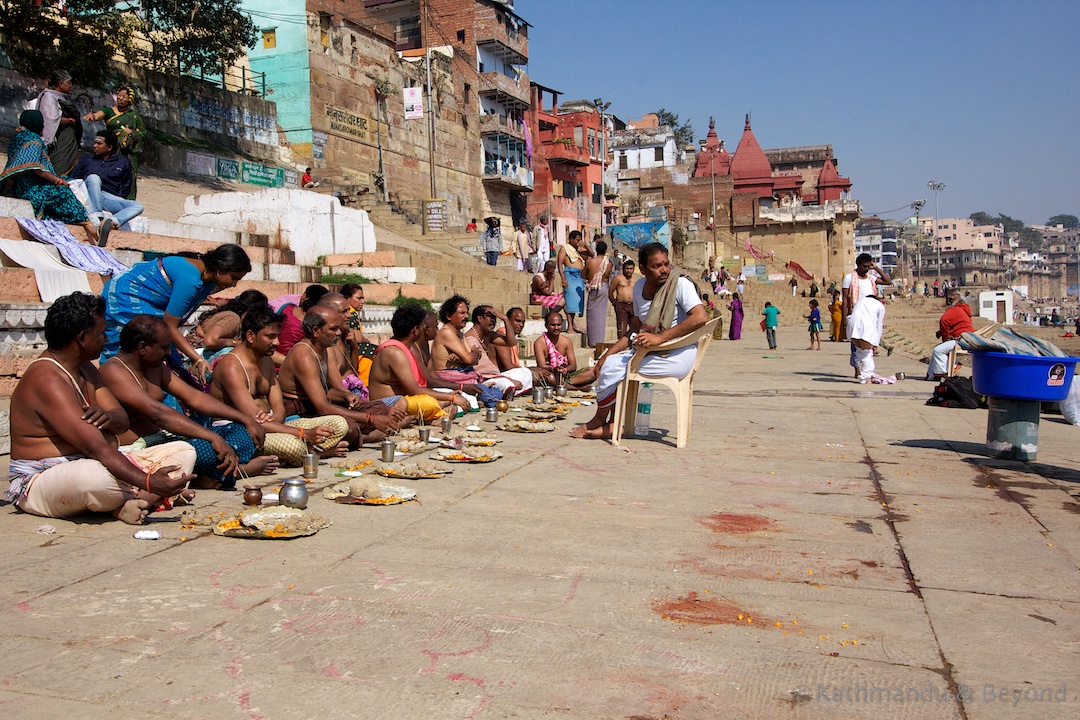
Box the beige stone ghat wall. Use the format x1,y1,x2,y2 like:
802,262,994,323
302,25,499,229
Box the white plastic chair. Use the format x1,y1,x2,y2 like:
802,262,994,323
611,317,719,448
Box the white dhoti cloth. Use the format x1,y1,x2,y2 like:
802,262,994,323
484,366,533,396
596,347,697,407
927,339,958,379
854,347,876,381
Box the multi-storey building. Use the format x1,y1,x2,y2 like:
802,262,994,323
932,217,1005,253
243,0,534,229
527,91,611,246
854,217,901,276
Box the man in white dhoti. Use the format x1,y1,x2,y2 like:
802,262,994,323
570,242,708,440
847,294,887,383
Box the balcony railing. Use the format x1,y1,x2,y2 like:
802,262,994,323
479,113,525,139
474,6,528,61
479,71,530,106
542,141,589,165
483,160,533,190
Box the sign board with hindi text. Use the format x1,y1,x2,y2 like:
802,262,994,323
324,104,379,142
423,198,446,234
241,162,285,188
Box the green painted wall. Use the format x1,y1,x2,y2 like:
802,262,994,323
243,0,312,143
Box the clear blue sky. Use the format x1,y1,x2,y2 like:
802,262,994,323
524,0,1079,226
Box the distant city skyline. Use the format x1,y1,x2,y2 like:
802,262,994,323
525,0,1079,227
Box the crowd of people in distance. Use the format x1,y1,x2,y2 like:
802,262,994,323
1,71,147,247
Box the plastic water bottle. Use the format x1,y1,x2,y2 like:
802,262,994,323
634,382,653,436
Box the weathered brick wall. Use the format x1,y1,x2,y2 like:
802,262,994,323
0,64,281,163
303,14,508,228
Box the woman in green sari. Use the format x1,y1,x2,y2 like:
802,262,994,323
83,86,145,199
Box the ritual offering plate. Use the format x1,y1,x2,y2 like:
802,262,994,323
440,432,502,448
397,428,440,442
210,506,332,539
556,400,582,407
567,389,596,399
524,401,564,413
331,459,373,473
519,410,564,421
375,461,453,480
323,480,417,505
499,418,556,433
394,439,432,454
435,448,503,463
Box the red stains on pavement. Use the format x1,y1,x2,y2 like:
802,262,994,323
653,592,772,627
696,513,775,534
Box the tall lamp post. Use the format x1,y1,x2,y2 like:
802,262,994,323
593,98,611,241
911,199,926,287
928,181,947,290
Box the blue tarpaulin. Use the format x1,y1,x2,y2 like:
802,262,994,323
608,221,670,252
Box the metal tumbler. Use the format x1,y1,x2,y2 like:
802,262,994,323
485,407,498,422
418,427,431,443
531,387,545,404
302,453,319,479
380,439,397,462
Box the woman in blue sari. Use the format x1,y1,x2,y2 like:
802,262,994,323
0,110,100,245
102,244,252,381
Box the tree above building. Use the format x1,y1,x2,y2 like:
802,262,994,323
0,0,256,88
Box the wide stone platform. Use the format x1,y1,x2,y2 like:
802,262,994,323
1,326,1076,719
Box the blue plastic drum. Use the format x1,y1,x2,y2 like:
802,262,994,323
971,351,1078,402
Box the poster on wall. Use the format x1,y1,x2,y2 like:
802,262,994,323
186,152,216,177
404,87,424,120
424,198,446,233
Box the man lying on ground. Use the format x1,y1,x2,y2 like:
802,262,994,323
368,303,471,421
277,306,407,447
571,242,707,440
4,293,194,524
100,314,268,490
209,305,349,465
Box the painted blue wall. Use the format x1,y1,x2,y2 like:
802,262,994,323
243,0,312,144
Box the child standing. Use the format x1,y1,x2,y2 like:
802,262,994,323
806,299,822,350
762,301,780,350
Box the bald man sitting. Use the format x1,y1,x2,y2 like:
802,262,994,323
277,305,407,447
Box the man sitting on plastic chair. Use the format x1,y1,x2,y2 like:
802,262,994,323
570,242,707,441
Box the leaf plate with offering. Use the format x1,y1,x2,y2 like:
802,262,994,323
440,432,502,448
499,418,556,433
375,461,453,479
333,459,374,477
210,506,332,539
434,448,503,463
323,479,418,505
519,410,565,421
524,401,566,413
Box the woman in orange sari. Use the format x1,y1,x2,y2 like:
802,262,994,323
829,292,844,342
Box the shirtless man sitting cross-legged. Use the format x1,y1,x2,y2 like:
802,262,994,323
278,305,408,448
210,305,349,465
368,303,471,421
100,314,269,490
4,293,195,524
